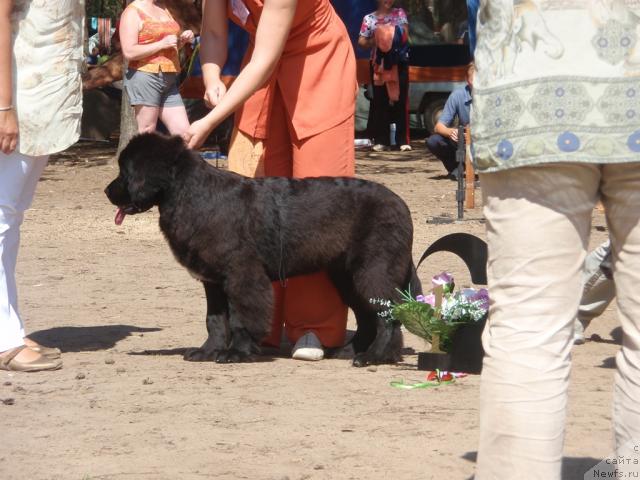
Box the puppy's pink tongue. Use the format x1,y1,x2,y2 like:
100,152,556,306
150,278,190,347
115,208,126,226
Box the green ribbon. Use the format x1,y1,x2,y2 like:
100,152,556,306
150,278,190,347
390,377,455,390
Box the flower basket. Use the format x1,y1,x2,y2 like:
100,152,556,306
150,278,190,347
417,313,486,374
371,247,488,374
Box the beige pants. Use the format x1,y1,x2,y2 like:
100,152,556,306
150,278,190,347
477,163,640,479
227,128,264,178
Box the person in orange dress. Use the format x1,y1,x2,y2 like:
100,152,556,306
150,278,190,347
120,0,194,135
185,0,357,361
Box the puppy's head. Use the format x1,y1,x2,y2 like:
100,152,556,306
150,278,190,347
105,133,186,225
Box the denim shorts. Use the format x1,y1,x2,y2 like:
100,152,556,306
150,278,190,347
124,69,184,108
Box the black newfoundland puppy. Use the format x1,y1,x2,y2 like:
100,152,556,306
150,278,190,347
105,133,421,366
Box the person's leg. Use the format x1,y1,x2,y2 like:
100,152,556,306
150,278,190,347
282,115,355,348
159,106,190,136
600,163,640,467
291,115,355,178
477,163,600,479
575,239,614,343
159,73,190,136
258,88,294,347
391,62,410,148
370,64,391,148
134,105,160,134
0,151,49,361
125,70,162,134
226,128,266,177
425,134,458,174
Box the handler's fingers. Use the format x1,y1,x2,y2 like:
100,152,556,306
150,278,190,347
204,89,219,108
188,132,206,150
185,129,198,149
8,134,17,154
0,135,13,155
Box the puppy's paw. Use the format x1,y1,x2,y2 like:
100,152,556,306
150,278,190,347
183,347,218,362
215,348,251,363
352,353,373,367
353,351,400,367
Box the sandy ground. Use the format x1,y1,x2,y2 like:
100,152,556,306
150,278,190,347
0,140,618,480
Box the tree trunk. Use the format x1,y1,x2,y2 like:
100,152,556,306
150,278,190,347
116,0,136,158
116,86,136,156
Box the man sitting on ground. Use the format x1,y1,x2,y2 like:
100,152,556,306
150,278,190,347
425,63,473,179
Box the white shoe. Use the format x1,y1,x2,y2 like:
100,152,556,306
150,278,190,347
400,144,412,152
574,320,586,345
372,144,387,152
292,332,324,361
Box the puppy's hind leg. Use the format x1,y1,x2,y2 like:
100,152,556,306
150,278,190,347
216,265,273,363
349,262,405,367
352,315,403,367
184,282,229,362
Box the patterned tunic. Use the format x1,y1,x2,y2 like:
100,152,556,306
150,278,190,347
473,0,640,172
11,0,84,157
359,8,409,38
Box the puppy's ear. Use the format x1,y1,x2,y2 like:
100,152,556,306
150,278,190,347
163,135,188,164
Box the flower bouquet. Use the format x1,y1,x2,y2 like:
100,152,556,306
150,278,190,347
372,272,488,373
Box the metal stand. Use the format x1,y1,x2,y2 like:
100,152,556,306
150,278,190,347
456,125,465,220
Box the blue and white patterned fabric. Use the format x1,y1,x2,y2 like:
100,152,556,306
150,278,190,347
472,0,640,172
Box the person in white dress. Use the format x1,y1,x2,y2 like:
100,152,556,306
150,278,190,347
0,0,84,372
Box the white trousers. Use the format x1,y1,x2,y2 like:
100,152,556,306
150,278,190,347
477,163,640,479
0,151,48,352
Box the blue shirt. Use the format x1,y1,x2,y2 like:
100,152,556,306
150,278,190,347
439,85,472,128
466,0,479,56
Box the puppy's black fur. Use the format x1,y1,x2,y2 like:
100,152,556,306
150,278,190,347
105,133,422,366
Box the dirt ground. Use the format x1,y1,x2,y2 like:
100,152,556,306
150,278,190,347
0,140,617,480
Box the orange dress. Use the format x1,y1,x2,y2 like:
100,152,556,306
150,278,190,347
229,0,358,348
230,0,357,141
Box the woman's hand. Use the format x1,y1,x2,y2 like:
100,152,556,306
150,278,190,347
184,117,215,149
203,78,227,108
357,35,375,49
160,34,178,49
0,109,18,154
179,30,195,46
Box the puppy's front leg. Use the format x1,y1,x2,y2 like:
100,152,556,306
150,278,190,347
184,282,229,362
216,267,273,363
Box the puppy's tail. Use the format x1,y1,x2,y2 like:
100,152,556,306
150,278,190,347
405,262,423,299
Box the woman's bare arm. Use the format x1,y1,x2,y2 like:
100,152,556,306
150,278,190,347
200,0,229,106
0,0,18,154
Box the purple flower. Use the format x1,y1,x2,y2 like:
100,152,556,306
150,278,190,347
461,288,490,310
432,272,454,288
416,294,436,306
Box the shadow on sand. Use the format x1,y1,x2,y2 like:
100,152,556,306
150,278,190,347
29,324,162,352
